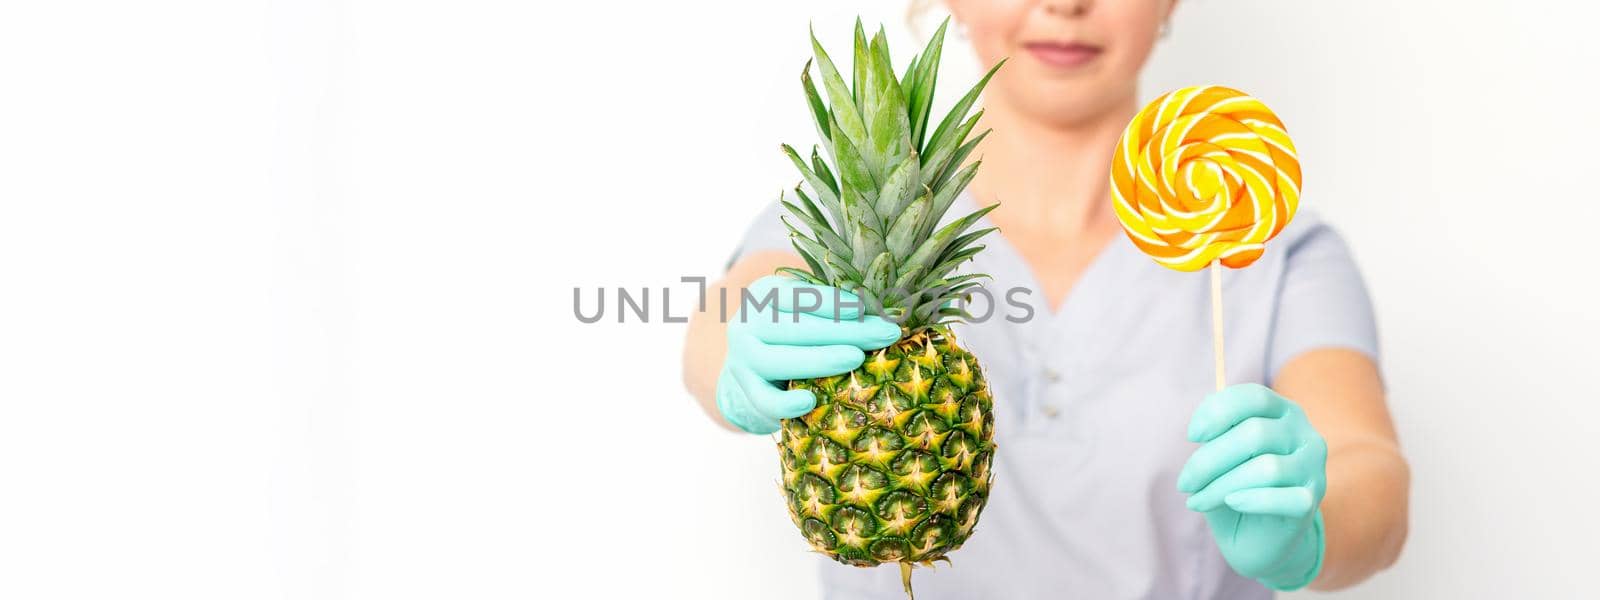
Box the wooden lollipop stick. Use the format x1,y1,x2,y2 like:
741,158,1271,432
1210,259,1226,392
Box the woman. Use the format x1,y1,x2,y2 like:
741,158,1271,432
682,0,1409,597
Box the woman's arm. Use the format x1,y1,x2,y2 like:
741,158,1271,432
681,250,804,431
1274,348,1410,589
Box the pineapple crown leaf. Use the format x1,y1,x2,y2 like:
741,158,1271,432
800,60,831,144
784,18,1000,331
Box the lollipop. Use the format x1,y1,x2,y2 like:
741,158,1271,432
1109,86,1302,389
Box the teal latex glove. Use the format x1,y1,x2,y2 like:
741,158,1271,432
1177,383,1328,591
715,275,901,434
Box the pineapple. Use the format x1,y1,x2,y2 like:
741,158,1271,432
773,18,1003,597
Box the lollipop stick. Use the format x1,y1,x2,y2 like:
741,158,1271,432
1209,259,1226,392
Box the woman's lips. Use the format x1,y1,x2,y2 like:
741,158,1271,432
1023,42,1103,69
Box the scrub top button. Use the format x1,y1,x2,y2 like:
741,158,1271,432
1041,404,1060,418
1043,367,1062,383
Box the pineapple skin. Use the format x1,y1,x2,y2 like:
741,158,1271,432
778,326,995,567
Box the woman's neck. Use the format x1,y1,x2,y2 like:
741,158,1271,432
966,94,1138,238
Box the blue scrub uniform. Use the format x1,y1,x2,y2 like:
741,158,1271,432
730,191,1380,599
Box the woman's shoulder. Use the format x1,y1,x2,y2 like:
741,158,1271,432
1221,206,1365,295
1267,206,1358,266
1276,206,1332,245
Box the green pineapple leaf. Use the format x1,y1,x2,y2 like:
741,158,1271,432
919,244,987,290
910,292,955,324
811,25,871,168
782,143,845,227
934,129,990,191
848,217,887,274
865,251,893,292
873,150,920,224
933,304,978,323
810,146,839,198
924,59,1005,168
800,61,831,144
782,198,852,260
909,19,949,150
776,266,826,285
789,186,828,227
915,251,985,294
934,224,992,265
916,271,992,306
783,219,830,263
894,204,997,290
921,160,982,240
899,54,921,101
865,30,912,178
885,194,930,262
935,227,999,267
823,250,863,283
922,110,982,189
852,18,869,105
786,237,830,283
831,112,878,206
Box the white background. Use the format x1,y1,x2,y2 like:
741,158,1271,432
1,1,1596,598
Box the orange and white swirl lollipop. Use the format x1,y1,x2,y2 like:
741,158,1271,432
1110,86,1301,272
1110,86,1303,391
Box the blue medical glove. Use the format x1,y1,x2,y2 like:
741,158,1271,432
715,275,901,434
1177,383,1328,590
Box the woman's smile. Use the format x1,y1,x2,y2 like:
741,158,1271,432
1021,40,1103,69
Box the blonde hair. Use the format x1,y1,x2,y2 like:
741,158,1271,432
905,0,944,39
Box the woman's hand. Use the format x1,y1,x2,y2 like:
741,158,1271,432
1178,383,1328,590
715,275,901,434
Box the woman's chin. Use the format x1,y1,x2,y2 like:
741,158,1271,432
1010,86,1135,129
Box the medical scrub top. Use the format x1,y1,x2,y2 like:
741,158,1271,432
729,191,1380,600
